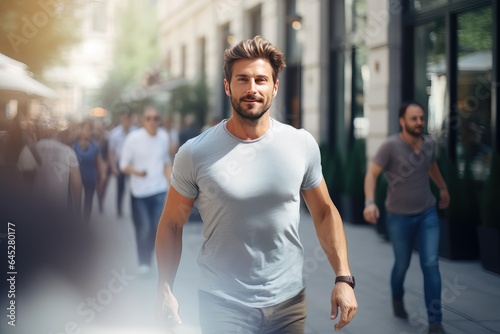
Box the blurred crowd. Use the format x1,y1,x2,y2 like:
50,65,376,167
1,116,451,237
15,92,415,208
0,110,213,223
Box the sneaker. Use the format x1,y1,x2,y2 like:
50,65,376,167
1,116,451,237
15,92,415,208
392,299,408,319
428,323,446,334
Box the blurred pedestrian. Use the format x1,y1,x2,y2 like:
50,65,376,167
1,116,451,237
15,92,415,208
201,115,222,132
164,114,179,162
363,101,450,334
73,120,106,223
120,106,171,274
108,111,138,217
156,35,357,334
94,121,111,213
178,113,200,147
17,116,82,218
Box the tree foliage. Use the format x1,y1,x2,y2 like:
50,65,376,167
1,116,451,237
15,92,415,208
458,6,492,54
94,0,161,115
168,78,209,129
113,0,160,83
0,0,82,76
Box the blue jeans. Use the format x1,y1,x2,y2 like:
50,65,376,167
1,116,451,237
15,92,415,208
386,206,442,324
131,192,166,266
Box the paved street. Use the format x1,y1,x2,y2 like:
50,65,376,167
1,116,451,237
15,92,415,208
3,176,499,334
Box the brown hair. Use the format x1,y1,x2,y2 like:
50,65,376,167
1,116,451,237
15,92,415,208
223,35,286,84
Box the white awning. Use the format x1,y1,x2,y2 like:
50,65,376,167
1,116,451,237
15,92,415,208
0,53,58,100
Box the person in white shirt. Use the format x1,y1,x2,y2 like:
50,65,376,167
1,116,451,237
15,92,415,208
120,106,171,273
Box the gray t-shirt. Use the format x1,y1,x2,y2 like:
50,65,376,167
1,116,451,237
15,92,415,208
171,118,323,307
373,133,437,215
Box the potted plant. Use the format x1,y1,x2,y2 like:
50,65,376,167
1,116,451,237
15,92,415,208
320,143,345,216
477,150,500,274
342,138,367,225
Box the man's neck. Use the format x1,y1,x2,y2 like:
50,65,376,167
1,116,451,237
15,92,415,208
145,128,157,136
226,114,270,140
400,131,420,143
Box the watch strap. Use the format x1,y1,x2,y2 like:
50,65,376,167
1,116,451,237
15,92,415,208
335,275,355,289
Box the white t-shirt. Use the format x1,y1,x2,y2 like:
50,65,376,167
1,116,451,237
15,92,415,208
120,128,171,198
171,118,323,307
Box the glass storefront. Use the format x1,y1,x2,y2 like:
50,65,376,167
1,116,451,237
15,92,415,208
351,0,368,140
412,0,448,11
412,4,493,180
456,6,493,182
408,1,495,260
414,19,447,143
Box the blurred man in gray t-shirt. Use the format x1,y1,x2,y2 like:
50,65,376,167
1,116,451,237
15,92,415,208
364,101,450,334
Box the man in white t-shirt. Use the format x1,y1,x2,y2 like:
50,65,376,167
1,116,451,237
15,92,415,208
120,106,171,273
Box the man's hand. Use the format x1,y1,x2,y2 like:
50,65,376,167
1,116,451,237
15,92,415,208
110,164,120,176
330,283,357,331
156,283,182,331
438,189,450,209
363,203,379,224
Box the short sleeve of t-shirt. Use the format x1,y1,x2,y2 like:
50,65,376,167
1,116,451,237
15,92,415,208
373,139,393,169
170,142,199,198
300,130,323,190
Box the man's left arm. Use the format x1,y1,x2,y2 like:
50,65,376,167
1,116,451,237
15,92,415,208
302,179,358,331
428,161,450,209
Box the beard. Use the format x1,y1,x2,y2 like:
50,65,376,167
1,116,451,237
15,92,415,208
404,123,424,137
230,93,271,124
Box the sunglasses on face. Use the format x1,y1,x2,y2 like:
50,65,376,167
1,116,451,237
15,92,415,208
145,116,160,122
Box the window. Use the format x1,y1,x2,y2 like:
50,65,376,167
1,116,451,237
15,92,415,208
411,3,494,182
412,0,448,11
248,5,262,38
456,6,493,181
285,0,301,128
414,20,447,140
198,37,206,79
180,45,186,78
351,0,368,139
91,1,106,33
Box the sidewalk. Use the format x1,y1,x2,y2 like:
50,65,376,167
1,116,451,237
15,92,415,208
80,181,500,334
307,215,500,334
4,175,498,334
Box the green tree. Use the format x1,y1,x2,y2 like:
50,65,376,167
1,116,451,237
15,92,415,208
95,0,161,116
0,0,82,76
168,78,209,129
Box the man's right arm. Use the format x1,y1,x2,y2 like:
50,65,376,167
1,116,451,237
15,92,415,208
363,162,383,224
155,186,195,326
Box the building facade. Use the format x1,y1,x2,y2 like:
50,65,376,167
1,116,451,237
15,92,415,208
44,0,118,120
156,0,499,267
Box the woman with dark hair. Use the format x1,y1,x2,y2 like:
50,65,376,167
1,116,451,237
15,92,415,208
73,121,105,223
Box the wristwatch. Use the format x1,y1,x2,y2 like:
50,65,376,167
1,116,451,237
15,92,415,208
335,275,355,289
